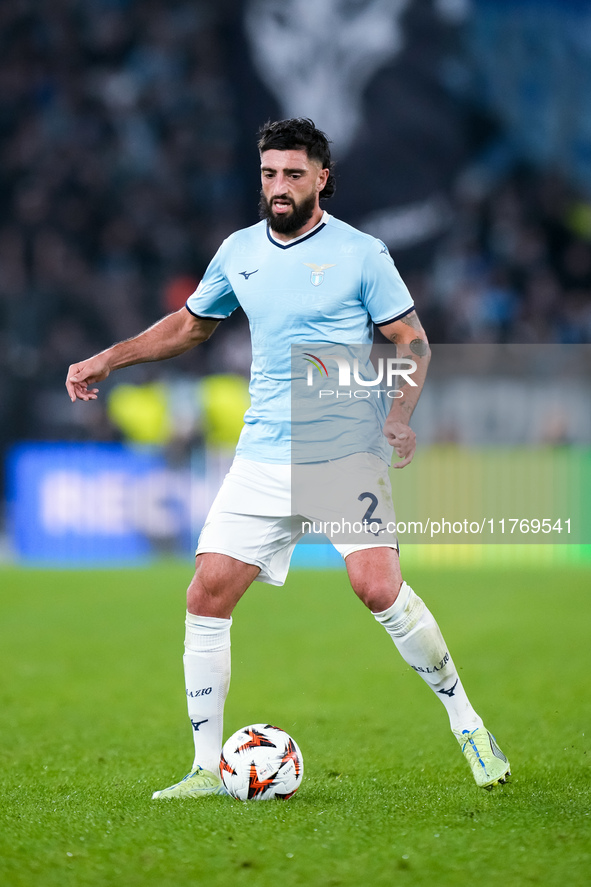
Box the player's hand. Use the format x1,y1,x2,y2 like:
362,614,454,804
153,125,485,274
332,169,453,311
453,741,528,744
66,355,111,402
383,419,416,468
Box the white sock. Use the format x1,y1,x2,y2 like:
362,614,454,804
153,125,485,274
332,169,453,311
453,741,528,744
373,582,483,733
184,612,232,773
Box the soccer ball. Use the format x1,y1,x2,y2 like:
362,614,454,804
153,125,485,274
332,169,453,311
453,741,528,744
219,724,304,800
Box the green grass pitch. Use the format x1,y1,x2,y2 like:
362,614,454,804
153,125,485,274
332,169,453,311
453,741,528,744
0,558,589,886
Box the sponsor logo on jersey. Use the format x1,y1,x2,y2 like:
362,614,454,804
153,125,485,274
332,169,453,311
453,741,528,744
303,262,336,286
239,269,259,279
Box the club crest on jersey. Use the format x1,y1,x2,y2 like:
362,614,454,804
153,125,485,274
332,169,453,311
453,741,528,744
303,262,336,286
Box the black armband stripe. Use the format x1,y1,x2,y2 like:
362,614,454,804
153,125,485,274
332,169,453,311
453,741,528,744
185,304,228,320
375,305,416,327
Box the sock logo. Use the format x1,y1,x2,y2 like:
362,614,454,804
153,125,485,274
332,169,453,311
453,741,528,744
437,678,459,698
411,652,450,674
190,718,208,732
186,687,213,698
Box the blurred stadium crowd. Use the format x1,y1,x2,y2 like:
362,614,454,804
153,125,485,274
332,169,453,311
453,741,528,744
0,0,252,456
1,0,590,465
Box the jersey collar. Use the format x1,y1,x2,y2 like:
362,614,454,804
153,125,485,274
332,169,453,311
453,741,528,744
266,211,330,250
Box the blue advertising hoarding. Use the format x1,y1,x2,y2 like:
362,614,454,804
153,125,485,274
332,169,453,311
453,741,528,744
6,443,202,563
5,442,345,568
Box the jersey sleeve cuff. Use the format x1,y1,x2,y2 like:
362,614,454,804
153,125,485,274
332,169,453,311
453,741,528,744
185,303,228,320
374,305,415,327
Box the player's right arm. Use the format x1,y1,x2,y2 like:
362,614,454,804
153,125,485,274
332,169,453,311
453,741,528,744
66,308,219,402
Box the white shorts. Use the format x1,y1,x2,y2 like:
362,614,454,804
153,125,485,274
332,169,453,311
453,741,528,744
196,454,398,586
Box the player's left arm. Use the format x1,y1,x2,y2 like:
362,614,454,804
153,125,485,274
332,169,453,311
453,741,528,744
378,309,431,468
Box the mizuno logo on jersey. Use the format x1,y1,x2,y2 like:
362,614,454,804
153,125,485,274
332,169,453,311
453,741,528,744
303,262,336,286
378,241,393,262
239,269,259,279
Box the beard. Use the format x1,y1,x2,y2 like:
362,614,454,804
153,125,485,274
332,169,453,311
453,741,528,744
258,190,318,235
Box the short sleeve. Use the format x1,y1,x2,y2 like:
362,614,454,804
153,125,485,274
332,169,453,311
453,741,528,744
360,239,414,326
186,240,240,319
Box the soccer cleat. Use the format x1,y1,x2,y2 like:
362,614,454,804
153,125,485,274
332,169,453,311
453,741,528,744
454,727,511,789
151,765,228,799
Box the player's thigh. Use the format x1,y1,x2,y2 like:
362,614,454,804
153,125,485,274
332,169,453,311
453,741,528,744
187,552,260,618
345,545,403,613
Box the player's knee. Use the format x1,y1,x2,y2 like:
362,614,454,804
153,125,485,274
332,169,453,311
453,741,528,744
346,547,402,611
186,560,227,613
351,575,403,612
186,581,231,618
186,552,257,617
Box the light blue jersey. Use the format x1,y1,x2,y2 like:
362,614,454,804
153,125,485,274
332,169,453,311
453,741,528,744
186,212,414,463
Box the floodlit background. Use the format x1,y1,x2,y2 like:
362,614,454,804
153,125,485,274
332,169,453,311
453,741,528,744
1,0,591,563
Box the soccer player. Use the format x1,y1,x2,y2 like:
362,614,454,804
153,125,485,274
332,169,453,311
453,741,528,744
66,118,510,794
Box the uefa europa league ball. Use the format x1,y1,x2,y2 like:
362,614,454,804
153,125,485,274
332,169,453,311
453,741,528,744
219,724,304,800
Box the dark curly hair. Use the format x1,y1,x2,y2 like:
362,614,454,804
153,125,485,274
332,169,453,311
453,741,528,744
257,117,336,200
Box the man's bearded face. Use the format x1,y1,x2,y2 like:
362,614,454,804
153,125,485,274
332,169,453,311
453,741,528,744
258,187,318,235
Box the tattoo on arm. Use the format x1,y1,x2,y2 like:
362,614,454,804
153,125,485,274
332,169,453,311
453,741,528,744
383,311,424,345
384,328,429,358
400,311,423,332
410,338,429,357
